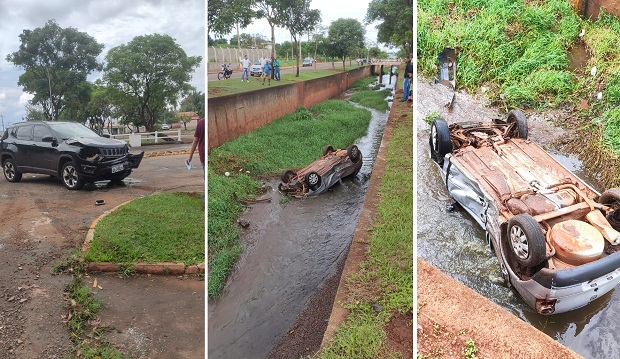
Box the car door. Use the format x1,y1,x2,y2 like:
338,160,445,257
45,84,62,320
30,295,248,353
32,124,59,172
12,125,34,170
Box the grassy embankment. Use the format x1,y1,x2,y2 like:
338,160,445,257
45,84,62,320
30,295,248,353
208,96,374,299
418,0,620,188
208,64,364,98
312,69,413,359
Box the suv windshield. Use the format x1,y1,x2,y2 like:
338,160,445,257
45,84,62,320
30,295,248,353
47,123,100,140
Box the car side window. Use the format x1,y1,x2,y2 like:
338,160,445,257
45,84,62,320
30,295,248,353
33,125,53,142
15,126,33,141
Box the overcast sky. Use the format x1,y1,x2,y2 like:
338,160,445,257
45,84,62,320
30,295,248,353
0,0,205,128
217,0,391,51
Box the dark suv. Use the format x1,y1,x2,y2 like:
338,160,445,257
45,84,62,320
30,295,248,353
0,121,144,190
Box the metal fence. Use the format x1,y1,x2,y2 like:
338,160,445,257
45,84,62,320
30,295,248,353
208,47,271,64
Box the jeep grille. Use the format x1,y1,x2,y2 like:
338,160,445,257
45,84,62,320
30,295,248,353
101,147,128,157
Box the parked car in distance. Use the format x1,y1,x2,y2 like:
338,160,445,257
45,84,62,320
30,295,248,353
1,121,144,190
302,57,313,67
429,110,620,315
250,61,263,76
161,124,170,130
279,144,362,197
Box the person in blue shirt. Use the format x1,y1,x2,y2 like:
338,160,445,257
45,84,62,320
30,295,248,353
273,58,281,81
262,60,272,86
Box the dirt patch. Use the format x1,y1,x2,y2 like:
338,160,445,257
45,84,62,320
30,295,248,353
417,258,583,359
0,153,204,359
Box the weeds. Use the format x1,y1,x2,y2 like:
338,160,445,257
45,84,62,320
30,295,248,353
463,339,479,359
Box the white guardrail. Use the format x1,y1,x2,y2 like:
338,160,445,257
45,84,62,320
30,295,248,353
111,129,194,147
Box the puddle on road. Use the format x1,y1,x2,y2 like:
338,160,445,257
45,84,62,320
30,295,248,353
417,78,620,359
208,73,393,359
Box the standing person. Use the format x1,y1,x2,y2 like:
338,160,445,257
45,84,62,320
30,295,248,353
273,57,281,81
240,55,250,82
187,117,205,173
400,55,413,102
262,60,271,86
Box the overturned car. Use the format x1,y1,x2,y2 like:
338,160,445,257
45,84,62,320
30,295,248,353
278,145,362,197
429,110,620,315
1,121,143,190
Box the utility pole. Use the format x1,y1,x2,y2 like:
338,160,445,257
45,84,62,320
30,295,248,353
0,115,4,133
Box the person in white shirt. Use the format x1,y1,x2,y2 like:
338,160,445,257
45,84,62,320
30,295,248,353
240,55,250,82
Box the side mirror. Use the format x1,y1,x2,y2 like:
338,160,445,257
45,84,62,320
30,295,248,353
102,134,111,138
42,136,58,146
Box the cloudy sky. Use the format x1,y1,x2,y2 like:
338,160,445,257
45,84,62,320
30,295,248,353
0,0,205,128
217,0,391,51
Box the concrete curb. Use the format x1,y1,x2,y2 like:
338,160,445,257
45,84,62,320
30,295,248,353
82,195,205,276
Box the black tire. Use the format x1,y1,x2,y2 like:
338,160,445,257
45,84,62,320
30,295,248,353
304,171,322,191
323,145,334,156
599,188,620,230
217,72,224,80
61,161,84,190
506,214,546,267
507,110,528,139
429,118,452,166
3,158,22,183
347,145,361,163
281,170,297,183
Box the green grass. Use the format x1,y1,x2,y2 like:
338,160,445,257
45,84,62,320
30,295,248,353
63,275,127,359
85,192,205,265
209,66,363,97
418,0,620,185
349,89,392,112
315,83,413,358
208,100,372,299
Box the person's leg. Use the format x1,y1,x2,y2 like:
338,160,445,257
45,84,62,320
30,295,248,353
401,77,411,101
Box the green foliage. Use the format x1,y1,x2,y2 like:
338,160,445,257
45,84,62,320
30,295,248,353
6,19,104,121
327,18,366,68
366,0,414,53
417,0,580,110
349,90,390,112
292,106,313,121
103,34,202,131
85,192,205,265
463,339,479,359
180,90,206,118
208,0,254,38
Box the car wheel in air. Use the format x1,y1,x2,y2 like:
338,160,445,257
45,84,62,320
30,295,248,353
347,145,361,163
61,161,85,190
281,170,297,183
507,214,547,267
507,110,528,139
304,171,321,191
599,188,620,230
3,158,22,182
323,145,334,156
429,118,452,166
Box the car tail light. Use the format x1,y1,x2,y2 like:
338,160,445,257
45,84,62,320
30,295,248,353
535,298,556,315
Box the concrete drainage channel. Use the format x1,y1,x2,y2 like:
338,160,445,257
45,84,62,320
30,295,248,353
208,77,394,358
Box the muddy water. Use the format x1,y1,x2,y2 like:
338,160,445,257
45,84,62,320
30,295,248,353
417,78,620,359
207,72,394,359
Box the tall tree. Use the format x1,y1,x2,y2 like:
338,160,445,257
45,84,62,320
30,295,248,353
327,18,366,70
103,34,202,131
277,0,321,76
253,0,287,63
365,0,413,55
208,0,255,45
6,19,104,121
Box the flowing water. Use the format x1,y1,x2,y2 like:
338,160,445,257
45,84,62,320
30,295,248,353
207,70,395,359
417,78,620,359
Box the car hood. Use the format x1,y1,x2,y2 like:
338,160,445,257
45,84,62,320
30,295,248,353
66,136,126,148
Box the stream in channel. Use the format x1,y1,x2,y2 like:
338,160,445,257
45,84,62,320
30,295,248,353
208,69,396,359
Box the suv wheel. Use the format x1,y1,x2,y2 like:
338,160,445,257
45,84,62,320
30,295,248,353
3,158,22,182
61,161,84,190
